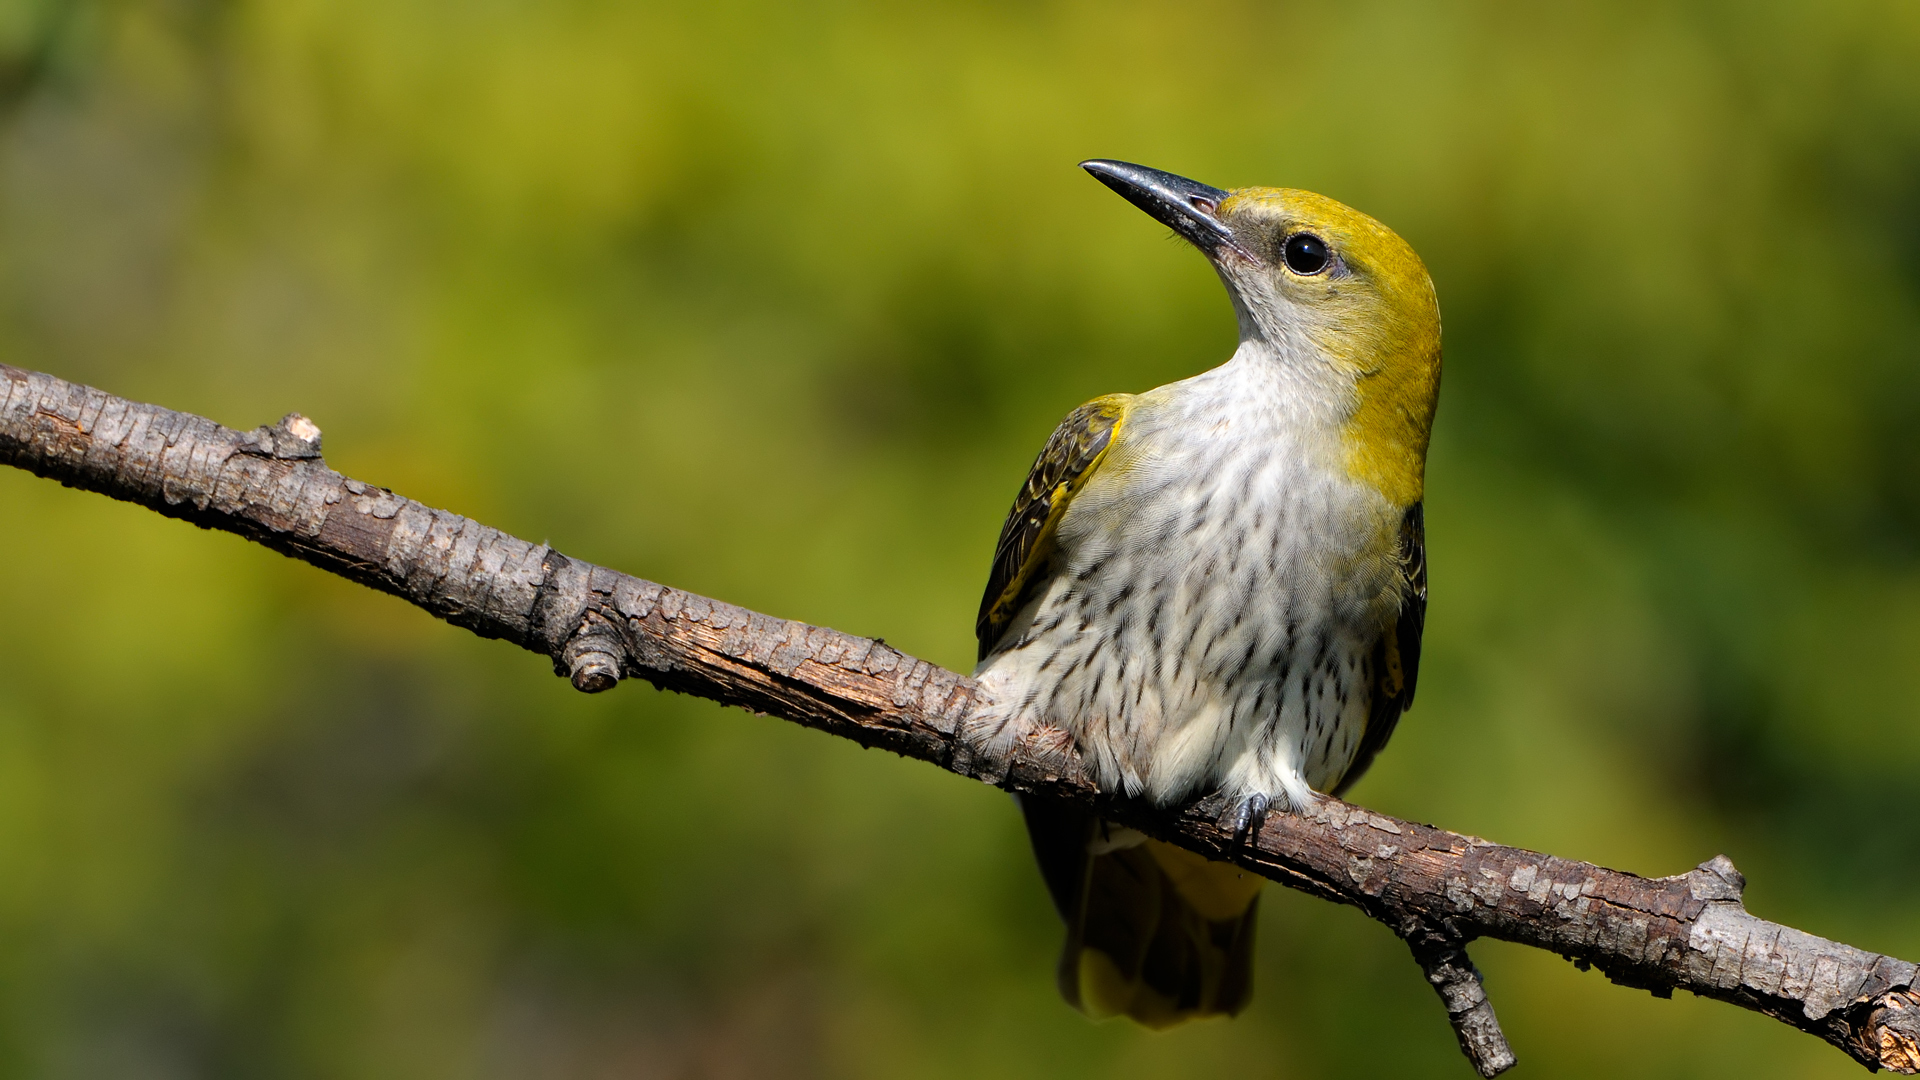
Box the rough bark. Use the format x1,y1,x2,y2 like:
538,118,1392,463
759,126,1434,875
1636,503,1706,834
4,362,1916,1077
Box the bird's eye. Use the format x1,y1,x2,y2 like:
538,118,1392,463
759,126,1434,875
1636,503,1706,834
1282,233,1330,275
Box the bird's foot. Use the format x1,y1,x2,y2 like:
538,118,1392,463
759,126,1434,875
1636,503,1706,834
1219,792,1273,844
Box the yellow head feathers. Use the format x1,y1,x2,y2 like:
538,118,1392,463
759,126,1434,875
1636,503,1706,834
1079,160,1442,507
1215,187,1442,506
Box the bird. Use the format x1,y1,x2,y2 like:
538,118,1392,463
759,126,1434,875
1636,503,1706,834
969,160,1439,1028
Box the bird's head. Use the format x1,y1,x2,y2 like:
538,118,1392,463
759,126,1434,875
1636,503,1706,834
1081,159,1441,504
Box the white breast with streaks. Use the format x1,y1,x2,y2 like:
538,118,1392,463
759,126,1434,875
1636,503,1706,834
973,344,1403,810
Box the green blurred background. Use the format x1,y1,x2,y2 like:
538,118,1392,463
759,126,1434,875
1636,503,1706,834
1,1,1917,1076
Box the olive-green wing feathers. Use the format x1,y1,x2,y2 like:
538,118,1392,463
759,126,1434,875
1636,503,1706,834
976,395,1130,661
1335,501,1426,797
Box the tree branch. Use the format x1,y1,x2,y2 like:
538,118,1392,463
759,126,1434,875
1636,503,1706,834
3,362,1915,1077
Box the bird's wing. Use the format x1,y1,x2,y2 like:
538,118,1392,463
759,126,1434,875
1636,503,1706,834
1334,501,1426,796
975,394,1131,661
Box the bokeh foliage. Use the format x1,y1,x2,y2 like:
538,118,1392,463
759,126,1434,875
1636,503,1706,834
1,1,1918,1076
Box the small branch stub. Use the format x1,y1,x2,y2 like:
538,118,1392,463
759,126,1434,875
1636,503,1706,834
1690,854,1746,901
239,413,325,461
563,610,626,693
1868,993,1920,1072
1409,933,1517,1077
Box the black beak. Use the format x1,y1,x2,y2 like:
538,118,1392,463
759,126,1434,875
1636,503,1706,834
1080,159,1247,259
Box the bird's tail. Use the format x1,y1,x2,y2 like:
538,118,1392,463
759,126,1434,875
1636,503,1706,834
1020,796,1263,1028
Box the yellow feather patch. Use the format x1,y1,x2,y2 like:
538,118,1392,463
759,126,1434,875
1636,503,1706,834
1215,187,1442,508
1381,629,1405,700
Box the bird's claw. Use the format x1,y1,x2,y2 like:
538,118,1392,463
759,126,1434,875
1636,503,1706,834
1220,792,1272,843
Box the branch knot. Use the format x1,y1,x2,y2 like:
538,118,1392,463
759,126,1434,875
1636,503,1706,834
238,413,324,461
1867,992,1920,1073
563,608,626,693
1688,854,1747,903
